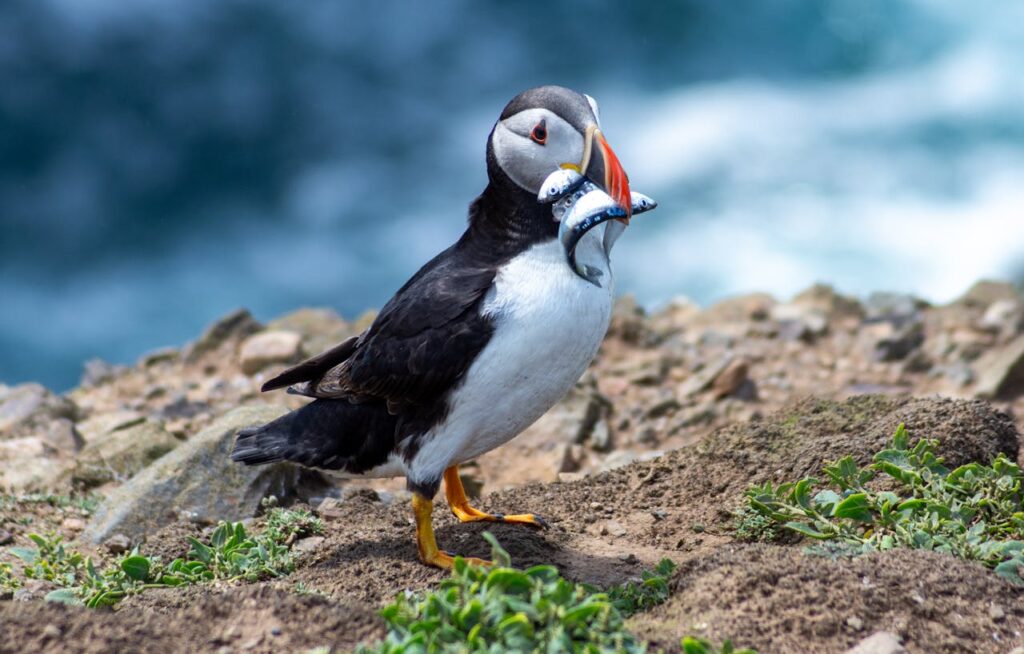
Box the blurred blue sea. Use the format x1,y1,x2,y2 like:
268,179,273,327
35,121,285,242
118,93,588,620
1,0,1022,390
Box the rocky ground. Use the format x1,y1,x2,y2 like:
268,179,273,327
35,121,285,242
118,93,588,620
2,279,1024,653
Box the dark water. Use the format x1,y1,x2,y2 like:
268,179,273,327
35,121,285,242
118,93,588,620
2,0,1022,390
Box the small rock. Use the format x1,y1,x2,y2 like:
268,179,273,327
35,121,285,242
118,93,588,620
0,383,78,436
846,616,864,631
607,295,654,345
292,536,325,556
158,396,210,420
617,552,639,564
973,334,1024,399
316,497,349,521
70,420,180,489
680,356,733,397
864,292,924,325
0,530,12,545
80,358,125,387
844,631,906,654
239,330,303,375
988,603,1005,621
873,321,925,362
61,517,86,532
605,521,627,537
104,534,132,554
185,309,262,362
140,347,180,367
646,397,681,419
268,307,354,359
711,358,750,400
42,624,61,639
588,419,612,452
557,472,585,483
955,279,1021,309
82,406,329,543
980,299,1024,337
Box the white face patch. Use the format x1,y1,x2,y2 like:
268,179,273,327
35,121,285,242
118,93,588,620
491,109,585,193
584,94,601,127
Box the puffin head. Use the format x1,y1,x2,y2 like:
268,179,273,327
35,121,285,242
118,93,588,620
487,85,632,220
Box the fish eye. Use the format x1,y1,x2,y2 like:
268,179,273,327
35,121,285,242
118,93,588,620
530,120,547,145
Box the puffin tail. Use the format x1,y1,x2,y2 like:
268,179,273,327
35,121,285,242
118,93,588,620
230,398,396,472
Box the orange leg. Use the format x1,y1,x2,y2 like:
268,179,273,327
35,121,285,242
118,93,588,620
442,466,549,528
412,492,489,569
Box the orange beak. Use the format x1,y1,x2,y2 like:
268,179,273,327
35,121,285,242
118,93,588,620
580,126,632,221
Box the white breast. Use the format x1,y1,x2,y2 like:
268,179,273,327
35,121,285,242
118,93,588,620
406,226,614,487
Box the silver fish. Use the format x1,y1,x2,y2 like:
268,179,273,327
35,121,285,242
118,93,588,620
559,189,658,285
537,168,586,204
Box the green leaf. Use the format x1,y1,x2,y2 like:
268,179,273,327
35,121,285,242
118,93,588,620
834,494,873,522
994,558,1024,586
8,547,38,564
45,588,82,606
121,555,151,582
681,637,713,654
784,522,829,539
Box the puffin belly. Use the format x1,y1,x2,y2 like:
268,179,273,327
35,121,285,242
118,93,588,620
406,235,613,486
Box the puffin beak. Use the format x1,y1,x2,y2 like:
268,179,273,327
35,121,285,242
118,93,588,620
579,126,632,222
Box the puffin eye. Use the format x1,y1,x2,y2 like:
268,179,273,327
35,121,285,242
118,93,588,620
530,120,547,145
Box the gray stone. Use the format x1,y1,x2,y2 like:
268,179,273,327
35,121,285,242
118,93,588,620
864,292,924,325
589,418,612,452
979,299,1023,337
70,420,180,488
955,279,1020,309
529,377,609,446
82,405,327,543
973,334,1024,399
872,320,925,362
267,307,355,356
0,383,78,437
185,309,262,362
679,355,733,397
0,436,62,491
80,358,126,387
239,330,303,375
711,358,751,399
844,632,906,654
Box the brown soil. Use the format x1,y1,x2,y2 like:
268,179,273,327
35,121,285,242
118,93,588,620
3,395,1022,653
630,546,1024,654
0,585,382,654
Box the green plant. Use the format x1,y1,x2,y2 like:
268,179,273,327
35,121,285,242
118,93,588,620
0,561,20,591
358,533,646,653
681,636,758,654
262,503,323,545
11,533,86,586
4,509,317,607
745,424,1024,585
603,558,678,616
732,504,786,543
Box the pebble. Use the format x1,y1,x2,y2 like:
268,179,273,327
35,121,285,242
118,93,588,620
844,631,906,654
61,517,86,532
617,553,639,564
846,616,864,631
988,603,1005,621
0,529,12,546
238,330,303,375
42,625,61,639
292,536,325,556
104,533,132,554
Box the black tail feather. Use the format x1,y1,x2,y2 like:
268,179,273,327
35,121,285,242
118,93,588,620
230,398,398,475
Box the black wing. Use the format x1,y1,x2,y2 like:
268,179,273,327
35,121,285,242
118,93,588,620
261,239,498,409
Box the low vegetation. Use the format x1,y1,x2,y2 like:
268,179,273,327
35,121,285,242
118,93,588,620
742,424,1024,585
356,533,749,653
1,504,323,607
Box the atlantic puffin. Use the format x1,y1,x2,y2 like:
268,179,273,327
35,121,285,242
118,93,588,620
232,85,648,568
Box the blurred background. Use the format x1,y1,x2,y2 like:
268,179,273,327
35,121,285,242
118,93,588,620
2,0,1022,390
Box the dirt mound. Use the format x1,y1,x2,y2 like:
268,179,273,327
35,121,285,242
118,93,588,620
0,585,382,654
1,395,1020,653
630,545,1024,654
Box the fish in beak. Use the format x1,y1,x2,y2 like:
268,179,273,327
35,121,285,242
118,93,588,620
579,125,632,221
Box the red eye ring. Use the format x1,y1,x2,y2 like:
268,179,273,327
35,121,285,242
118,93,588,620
530,120,547,145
